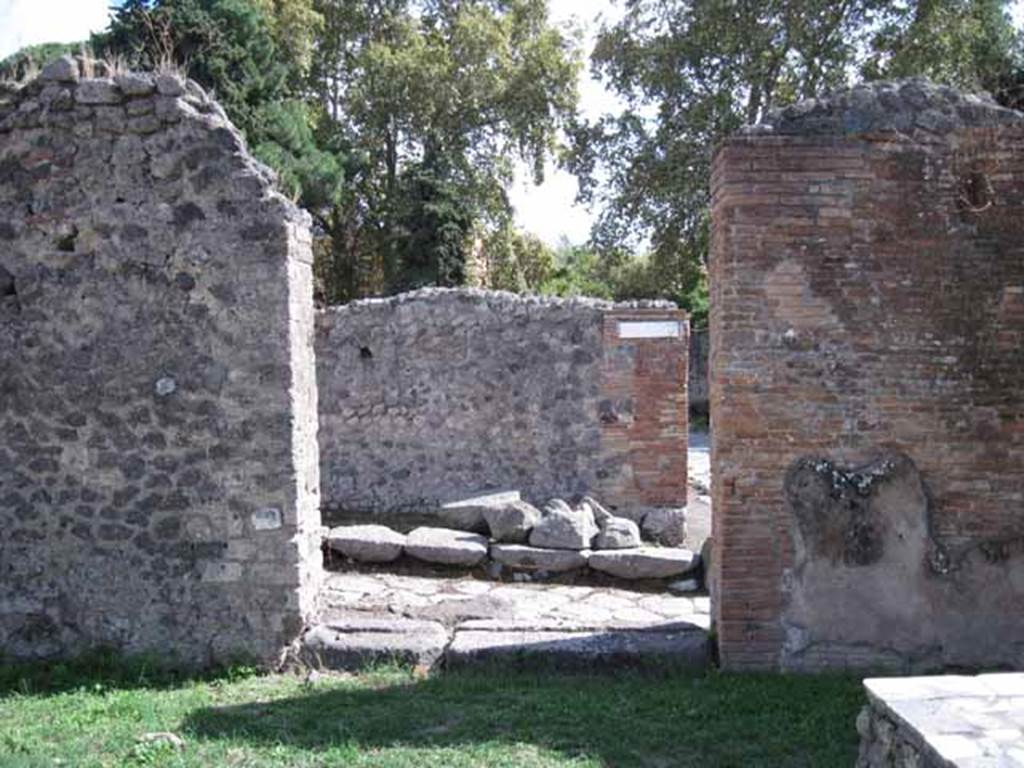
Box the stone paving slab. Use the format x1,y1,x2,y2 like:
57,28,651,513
327,525,406,563
489,544,590,572
859,674,1024,767
446,628,709,670
307,570,710,672
301,615,450,670
589,547,697,579
405,527,489,566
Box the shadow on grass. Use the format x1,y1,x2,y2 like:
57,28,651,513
0,647,259,699
183,666,865,767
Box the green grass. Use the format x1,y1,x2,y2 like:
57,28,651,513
0,653,865,767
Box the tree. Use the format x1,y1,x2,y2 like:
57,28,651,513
477,225,556,292
864,0,1022,103
570,0,1023,326
309,0,581,301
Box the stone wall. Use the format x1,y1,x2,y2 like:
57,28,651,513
0,59,322,665
710,79,1024,671
316,289,688,523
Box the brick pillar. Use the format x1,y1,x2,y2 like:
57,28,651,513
597,309,689,512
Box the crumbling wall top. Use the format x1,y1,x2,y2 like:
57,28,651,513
742,77,1024,138
0,55,308,232
321,287,679,318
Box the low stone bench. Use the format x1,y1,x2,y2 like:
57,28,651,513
856,673,1024,767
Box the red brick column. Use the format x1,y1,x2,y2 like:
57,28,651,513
710,126,1024,670
597,309,689,511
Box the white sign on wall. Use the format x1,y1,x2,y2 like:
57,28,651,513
618,320,682,339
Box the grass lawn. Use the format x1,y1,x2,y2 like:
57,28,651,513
0,654,865,767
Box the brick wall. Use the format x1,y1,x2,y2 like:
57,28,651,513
316,290,687,522
710,84,1024,671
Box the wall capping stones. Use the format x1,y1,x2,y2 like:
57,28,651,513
319,286,678,316
740,76,1024,138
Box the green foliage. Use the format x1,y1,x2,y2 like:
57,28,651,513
570,0,1023,320
537,242,709,327
539,244,617,301
94,0,294,136
480,225,556,292
252,0,323,74
310,0,581,301
864,0,1023,102
389,160,476,291
251,100,345,209
0,41,84,81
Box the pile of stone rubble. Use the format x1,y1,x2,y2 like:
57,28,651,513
325,492,701,586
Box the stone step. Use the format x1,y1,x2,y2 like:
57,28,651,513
405,527,489,566
300,613,710,673
327,525,406,563
446,626,709,671
489,543,589,572
300,615,449,670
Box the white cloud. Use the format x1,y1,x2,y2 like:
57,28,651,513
0,0,112,61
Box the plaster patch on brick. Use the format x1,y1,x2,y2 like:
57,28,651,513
781,452,1024,671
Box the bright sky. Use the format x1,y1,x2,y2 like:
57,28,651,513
2,0,1023,245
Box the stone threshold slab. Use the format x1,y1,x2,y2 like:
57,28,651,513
446,627,710,670
858,674,1024,767
300,613,710,673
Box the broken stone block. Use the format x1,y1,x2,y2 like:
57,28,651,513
445,627,709,671
589,547,697,579
327,525,406,563
582,495,614,525
114,72,156,97
155,72,186,97
490,544,589,572
406,527,489,566
440,490,521,533
594,517,642,549
482,499,542,543
641,507,687,547
528,499,598,550
545,498,573,515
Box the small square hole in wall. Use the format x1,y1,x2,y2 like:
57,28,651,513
359,346,373,360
